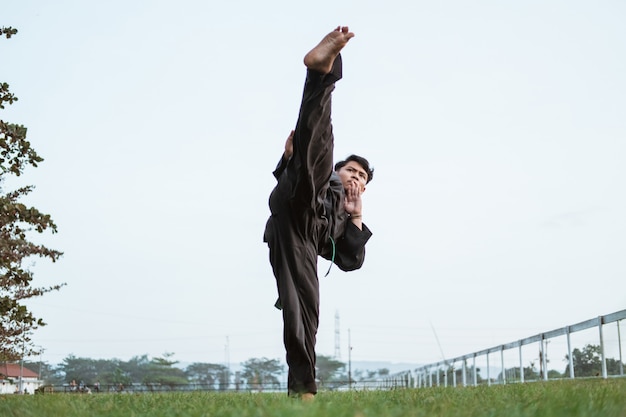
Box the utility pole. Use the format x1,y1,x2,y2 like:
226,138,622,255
334,310,341,359
19,323,26,394
38,347,45,381
225,336,230,390
348,329,352,390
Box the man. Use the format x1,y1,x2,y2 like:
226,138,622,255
263,26,374,400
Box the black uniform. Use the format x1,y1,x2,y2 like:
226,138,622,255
264,54,372,395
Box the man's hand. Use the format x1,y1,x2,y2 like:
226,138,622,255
343,182,363,230
283,130,294,160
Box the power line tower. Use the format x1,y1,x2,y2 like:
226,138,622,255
334,310,341,359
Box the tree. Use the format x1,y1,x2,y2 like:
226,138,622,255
119,354,151,383
53,353,204,390
353,368,390,381
142,352,188,389
316,355,346,388
547,369,562,379
497,364,540,382
564,344,625,377
0,27,64,362
565,344,602,377
240,357,283,391
185,362,229,390
23,360,61,385
1,27,17,39
59,355,100,385
606,357,624,376
57,355,127,387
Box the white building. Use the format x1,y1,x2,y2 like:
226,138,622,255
0,363,42,394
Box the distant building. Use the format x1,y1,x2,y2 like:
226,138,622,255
0,363,42,394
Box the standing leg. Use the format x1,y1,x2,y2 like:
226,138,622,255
269,63,340,395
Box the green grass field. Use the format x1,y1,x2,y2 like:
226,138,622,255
2,378,625,417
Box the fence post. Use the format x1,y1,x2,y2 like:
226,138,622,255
452,362,457,387
500,346,505,385
486,353,491,386
461,358,467,387
599,316,608,379
618,320,624,376
566,326,574,379
540,336,548,381
472,355,477,386
519,343,524,383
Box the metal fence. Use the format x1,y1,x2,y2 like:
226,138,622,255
380,309,625,389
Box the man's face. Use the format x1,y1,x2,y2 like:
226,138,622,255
337,161,368,193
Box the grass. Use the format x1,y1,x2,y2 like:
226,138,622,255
1,378,625,417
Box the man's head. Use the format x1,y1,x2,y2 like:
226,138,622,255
335,154,374,193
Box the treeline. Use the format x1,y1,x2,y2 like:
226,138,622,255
23,353,390,392
26,344,618,391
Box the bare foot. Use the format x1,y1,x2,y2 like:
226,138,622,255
301,393,315,402
304,26,355,74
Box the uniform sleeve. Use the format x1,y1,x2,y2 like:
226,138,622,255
333,222,373,272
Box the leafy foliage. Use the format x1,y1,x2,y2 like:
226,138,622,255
143,352,188,389
316,354,346,388
240,357,283,391
185,362,229,390
564,344,624,377
42,354,230,391
0,27,17,39
0,27,64,361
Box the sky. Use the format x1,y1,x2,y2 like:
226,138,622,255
2,0,625,371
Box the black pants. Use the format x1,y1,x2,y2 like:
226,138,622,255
265,56,343,395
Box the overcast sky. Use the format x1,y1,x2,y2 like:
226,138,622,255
3,0,625,370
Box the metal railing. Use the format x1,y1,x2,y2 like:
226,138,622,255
381,309,625,389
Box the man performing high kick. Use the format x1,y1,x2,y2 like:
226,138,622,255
264,26,374,400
